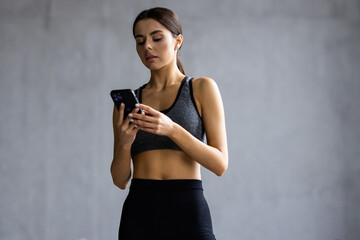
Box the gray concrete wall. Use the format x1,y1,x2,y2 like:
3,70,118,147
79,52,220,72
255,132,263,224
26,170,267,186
1,0,359,239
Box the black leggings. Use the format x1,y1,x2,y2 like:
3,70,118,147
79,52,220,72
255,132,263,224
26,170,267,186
118,179,216,240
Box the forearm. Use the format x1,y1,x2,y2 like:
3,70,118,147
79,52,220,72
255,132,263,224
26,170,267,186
169,123,228,176
110,143,132,189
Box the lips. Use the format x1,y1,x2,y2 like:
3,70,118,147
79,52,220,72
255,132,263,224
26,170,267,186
145,54,158,61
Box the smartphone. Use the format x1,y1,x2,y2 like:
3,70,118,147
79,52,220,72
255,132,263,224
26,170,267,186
110,89,142,120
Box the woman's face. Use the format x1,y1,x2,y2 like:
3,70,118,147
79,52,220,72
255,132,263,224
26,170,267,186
134,19,182,71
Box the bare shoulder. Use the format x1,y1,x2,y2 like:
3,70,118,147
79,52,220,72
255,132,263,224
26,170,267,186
191,77,220,100
192,76,217,88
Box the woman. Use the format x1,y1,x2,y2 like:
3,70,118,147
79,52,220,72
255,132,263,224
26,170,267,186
111,7,228,240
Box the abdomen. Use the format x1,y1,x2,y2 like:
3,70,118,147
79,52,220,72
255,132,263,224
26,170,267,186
132,150,201,180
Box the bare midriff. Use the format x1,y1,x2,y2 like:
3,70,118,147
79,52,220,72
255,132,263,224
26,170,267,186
132,150,201,180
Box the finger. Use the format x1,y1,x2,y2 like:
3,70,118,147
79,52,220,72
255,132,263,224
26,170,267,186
131,107,140,113
128,107,147,120
122,115,135,130
119,103,125,122
142,109,150,116
126,123,138,134
138,104,160,117
132,118,157,130
125,106,140,120
137,125,156,134
122,116,134,129
134,104,146,116
131,111,145,119
125,119,141,134
131,124,140,134
122,107,140,129
134,109,149,118
131,106,157,120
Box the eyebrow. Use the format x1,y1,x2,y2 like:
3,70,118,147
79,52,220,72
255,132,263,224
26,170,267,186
135,30,164,38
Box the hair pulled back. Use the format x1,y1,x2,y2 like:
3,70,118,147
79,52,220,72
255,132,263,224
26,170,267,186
133,7,186,74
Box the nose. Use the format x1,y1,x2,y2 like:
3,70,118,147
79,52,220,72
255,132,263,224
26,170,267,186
144,39,153,50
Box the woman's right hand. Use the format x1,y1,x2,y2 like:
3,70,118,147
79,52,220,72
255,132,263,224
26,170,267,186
113,103,142,149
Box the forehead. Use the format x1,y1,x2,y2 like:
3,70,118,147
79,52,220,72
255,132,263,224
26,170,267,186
134,19,170,36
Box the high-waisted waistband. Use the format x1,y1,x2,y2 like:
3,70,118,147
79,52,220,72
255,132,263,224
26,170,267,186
130,178,203,190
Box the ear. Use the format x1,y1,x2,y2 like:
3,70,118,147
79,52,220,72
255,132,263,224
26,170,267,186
174,34,183,50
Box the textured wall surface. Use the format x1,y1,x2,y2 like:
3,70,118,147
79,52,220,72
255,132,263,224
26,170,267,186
1,0,359,240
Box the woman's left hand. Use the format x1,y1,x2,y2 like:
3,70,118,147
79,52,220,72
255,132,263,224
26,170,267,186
129,103,176,136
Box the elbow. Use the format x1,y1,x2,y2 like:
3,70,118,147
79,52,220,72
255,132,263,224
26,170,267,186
110,168,130,190
118,178,131,190
215,165,227,177
117,183,128,190
214,159,228,177
112,178,129,190
214,157,228,177
216,170,225,177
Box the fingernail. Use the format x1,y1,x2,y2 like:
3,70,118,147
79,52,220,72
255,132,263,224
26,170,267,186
134,125,137,128
135,103,139,107
121,103,124,107
129,118,133,122
128,113,133,117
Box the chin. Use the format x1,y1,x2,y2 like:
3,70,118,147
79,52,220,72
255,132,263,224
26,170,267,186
144,63,163,71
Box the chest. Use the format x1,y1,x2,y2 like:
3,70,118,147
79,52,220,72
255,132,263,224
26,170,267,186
140,84,180,112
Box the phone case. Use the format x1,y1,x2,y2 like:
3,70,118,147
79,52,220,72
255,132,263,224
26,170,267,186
110,89,141,120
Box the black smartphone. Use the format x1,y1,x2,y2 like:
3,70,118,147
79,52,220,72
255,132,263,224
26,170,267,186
110,89,142,120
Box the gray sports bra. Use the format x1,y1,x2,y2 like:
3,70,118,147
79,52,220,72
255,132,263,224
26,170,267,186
131,76,205,159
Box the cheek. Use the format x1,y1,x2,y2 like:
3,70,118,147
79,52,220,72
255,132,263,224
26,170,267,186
136,47,145,60
159,40,174,56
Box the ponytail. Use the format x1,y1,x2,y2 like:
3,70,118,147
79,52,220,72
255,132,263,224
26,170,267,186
176,53,186,75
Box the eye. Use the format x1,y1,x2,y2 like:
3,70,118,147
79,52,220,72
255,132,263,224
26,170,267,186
137,41,145,46
154,38,162,42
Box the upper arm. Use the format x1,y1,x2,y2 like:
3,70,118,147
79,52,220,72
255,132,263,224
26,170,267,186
112,105,120,156
112,105,118,135
192,77,228,156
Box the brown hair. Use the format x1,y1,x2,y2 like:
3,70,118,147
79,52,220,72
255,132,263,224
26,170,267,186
133,7,186,74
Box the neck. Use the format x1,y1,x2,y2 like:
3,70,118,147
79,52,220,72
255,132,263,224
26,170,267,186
148,60,185,90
